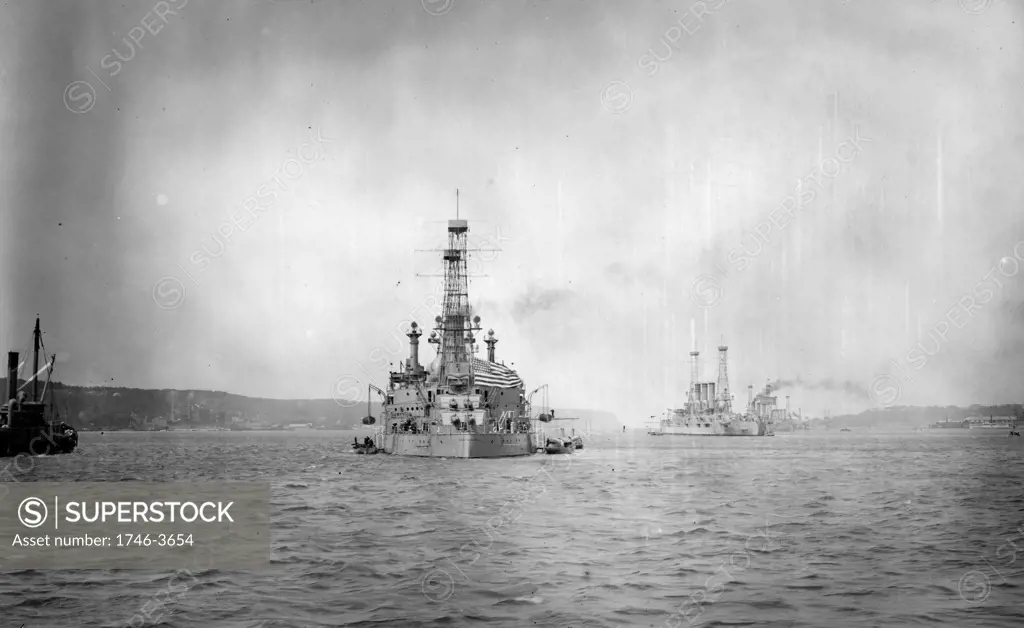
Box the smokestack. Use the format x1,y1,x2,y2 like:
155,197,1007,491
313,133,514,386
407,322,423,372
690,351,699,403
748,384,753,407
7,352,17,402
32,317,40,402
485,329,497,363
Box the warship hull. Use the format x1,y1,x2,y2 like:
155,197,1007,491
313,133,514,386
381,432,534,458
660,419,762,436
0,425,78,457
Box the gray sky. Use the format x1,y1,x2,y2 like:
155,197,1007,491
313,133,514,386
1,0,1021,424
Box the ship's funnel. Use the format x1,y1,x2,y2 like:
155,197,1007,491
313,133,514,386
6,352,17,402
485,329,497,362
407,322,422,372
689,351,699,405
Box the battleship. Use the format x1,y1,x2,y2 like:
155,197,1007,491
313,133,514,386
0,317,78,457
746,381,784,434
656,345,775,436
370,213,538,458
773,396,810,432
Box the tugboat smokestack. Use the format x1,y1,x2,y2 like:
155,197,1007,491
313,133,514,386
6,352,17,402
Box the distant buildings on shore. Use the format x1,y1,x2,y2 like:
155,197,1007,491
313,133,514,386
928,416,1016,429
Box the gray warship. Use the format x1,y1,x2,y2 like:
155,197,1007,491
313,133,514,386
657,345,775,436
370,215,536,458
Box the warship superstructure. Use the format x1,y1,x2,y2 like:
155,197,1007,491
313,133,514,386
745,380,780,435
658,345,774,436
372,215,535,458
0,317,78,457
773,395,811,432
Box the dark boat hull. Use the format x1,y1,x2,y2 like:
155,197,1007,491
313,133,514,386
0,424,78,457
545,438,574,455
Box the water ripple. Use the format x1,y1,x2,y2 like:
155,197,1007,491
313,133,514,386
0,430,1021,626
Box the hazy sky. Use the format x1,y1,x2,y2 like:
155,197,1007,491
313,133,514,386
1,0,1021,424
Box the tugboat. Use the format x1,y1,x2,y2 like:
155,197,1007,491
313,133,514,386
371,209,537,458
657,345,775,436
0,317,78,457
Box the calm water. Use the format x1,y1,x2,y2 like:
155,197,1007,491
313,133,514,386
0,429,1022,627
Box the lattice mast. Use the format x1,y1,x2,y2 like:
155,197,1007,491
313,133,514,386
688,351,699,417
435,191,480,387
716,344,731,413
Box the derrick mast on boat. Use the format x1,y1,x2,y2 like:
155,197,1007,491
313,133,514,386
374,197,535,457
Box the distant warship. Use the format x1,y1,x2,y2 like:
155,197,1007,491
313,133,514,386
0,317,78,456
657,345,775,436
370,213,536,458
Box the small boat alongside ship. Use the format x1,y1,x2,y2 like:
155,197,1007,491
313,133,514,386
544,437,574,454
351,436,379,454
0,317,78,457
